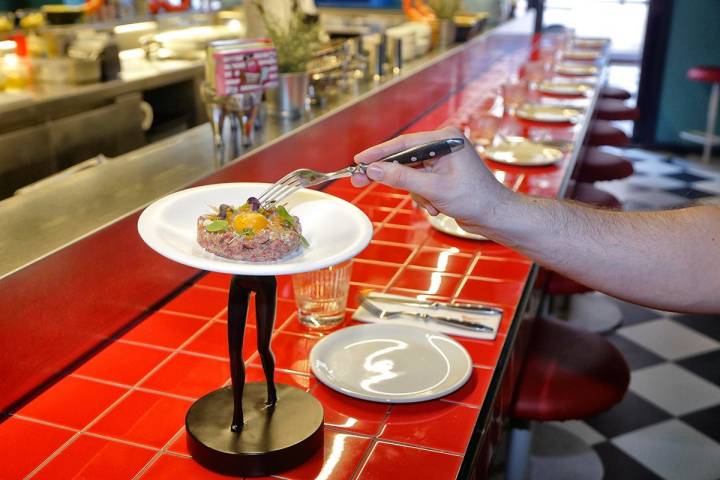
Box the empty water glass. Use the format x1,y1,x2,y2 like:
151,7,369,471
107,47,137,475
468,113,501,147
292,260,353,329
501,80,529,114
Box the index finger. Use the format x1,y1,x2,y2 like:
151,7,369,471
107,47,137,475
354,127,462,165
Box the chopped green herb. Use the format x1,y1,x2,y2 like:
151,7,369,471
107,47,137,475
276,204,294,224
206,220,230,232
238,228,254,237
299,234,310,248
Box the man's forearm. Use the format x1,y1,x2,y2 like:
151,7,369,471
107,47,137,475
477,196,720,313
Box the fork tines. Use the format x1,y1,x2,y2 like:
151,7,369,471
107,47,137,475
257,170,304,207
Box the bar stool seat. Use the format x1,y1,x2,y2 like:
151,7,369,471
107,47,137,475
588,120,630,147
595,99,640,122
505,317,630,480
688,66,720,83
512,316,630,420
600,86,631,100
577,148,634,182
683,66,720,163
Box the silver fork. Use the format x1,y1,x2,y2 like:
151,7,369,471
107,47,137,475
360,297,494,333
257,138,465,208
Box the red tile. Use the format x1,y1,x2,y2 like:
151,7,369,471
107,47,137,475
351,261,399,286
140,353,229,399
385,289,451,304
168,430,190,456
18,376,126,429
122,312,207,349
195,272,232,290
470,258,531,282
454,335,507,368
373,225,428,245
391,270,461,297
356,441,462,480
444,367,493,406
356,242,416,264
423,231,489,254
385,209,431,229
162,286,227,319
281,430,371,480
456,278,525,306
34,435,154,480
75,342,169,386
409,249,473,274
356,192,408,209
356,205,395,223
0,417,74,479
324,187,361,202
141,454,232,479
245,365,316,392
348,284,374,309
89,391,191,448
250,332,319,375
380,401,478,453
311,384,389,436
183,323,256,361
277,275,295,300
371,183,406,195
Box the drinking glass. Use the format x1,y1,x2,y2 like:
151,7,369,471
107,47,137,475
523,61,551,88
468,113,501,147
501,80,528,114
292,260,353,329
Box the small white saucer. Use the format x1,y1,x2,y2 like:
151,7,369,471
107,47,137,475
424,211,487,240
515,103,584,124
554,63,599,77
310,323,472,403
482,139,564,167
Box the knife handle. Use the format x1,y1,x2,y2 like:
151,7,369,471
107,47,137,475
446,303,504,315
377,138,465,166
415,312,494,333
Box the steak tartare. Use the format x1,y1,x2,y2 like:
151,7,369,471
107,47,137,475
197,198,306,262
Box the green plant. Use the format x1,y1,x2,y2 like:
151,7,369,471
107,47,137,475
428,0,461,20
254,0,320,73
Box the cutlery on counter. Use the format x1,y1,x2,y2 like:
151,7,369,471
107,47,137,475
358,296,496,333
362,292,503,316
257,138,466,207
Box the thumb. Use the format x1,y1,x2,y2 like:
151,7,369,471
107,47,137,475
366,162,434,198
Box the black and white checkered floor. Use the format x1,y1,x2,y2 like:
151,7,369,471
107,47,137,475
525,149,720,480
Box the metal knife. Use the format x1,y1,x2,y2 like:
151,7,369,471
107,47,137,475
363,293,503,316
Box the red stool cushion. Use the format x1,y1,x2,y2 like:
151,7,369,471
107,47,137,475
572,182,623,209
577,148,634,182
512,316,630,421
600,86,631,100
688,66,720,84
588,121,630,147
595,99,640,121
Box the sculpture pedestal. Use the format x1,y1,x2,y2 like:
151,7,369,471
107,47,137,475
185,274,323,477
186,382,323,477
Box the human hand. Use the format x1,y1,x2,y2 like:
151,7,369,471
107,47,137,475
351,127,513,233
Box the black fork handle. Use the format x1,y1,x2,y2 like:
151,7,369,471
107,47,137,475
369,138,466,167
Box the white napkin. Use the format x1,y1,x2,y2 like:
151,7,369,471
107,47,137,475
352,293,501,340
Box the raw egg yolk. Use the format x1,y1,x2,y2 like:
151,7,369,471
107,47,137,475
233,212,268,233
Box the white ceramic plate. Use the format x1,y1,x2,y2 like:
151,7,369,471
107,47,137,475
562,49,602,61
482,139,564,167
572,37,609,49
310,323,472,403
538,81,594,97
554,62,599,77
137,183,373,276
424,211,487,240
515,103,584,124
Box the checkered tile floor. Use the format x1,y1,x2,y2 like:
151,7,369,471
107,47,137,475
528,149,720,480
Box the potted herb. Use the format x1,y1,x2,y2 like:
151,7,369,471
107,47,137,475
428,0,462,48
254,0,320,119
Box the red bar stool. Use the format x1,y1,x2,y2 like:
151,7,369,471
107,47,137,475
506,316,630,480
587,120,630,147
600,85,631,100
595,98,640,122
680,66,720,163
577,148,634,183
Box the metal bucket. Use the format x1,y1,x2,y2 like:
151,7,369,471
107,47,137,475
269,72,309,119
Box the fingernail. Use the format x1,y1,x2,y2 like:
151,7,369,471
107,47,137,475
366,165,384,180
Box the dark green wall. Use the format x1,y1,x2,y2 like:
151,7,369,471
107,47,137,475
655,0,720,145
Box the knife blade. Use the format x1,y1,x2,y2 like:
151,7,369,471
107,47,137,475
363,293,503,316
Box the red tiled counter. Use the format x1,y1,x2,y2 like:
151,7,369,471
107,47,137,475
0,15,610,480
